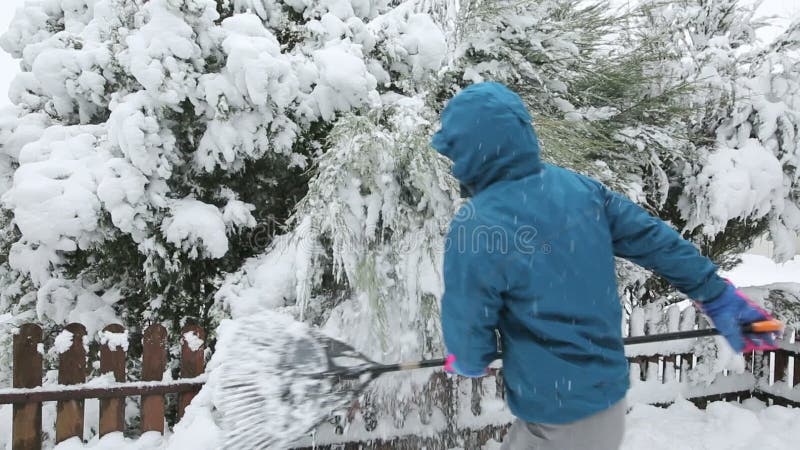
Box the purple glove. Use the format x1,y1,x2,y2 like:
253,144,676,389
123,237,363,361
443,354,488,378
697,281,779,353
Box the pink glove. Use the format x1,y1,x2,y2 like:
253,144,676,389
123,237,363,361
444,354,488,377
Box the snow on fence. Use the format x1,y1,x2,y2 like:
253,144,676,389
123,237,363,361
295,304,800,450
623,304,798,407
0,309,798,450
0,323,206,450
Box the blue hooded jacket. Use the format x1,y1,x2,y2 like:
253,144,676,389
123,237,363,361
432,82,727,424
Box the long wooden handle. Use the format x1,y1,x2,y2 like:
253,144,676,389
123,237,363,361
366,358,446,377
364,320,783,377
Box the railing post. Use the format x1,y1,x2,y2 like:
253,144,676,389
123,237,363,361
99,324,127,436
794,329,800,388
56,323,87,444
739,351,754,401
141,324,167,433
678,307,696,383
774,338,789,386
178,324,205,420
744,351,754,373
13,323,42,450
646,356,659,382
752,349,771,403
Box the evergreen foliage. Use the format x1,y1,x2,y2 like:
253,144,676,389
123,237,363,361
0,0,798,439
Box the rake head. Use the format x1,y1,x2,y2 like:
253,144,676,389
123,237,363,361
214,311,376,449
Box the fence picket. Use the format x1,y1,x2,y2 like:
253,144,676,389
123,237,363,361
12,323,42,450
99,324,126,436
678,307,695,332
646,357,659,382
56,323,87,444
141,324,167,433
178,324,205,420
663,355,676,383
629,307,644,337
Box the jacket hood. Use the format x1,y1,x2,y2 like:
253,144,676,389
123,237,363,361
431,82,542,194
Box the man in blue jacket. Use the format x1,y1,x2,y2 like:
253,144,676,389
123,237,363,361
431,82,778,449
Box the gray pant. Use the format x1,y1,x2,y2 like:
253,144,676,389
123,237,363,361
500,400,626,450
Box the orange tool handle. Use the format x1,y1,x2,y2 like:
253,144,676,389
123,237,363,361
743,320,783,333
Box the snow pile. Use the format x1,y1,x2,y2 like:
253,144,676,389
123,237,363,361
122,0,203,103
35,398,800,450
308,45,378,121
99,329,129,352
162,199,229,259
105,91,177,181
164,391,219,450
182,331,203,352
53,329,74,354
53,432,165,450
473,399,800,450
620,399,800,450
682,139,784,237
3,125,109,284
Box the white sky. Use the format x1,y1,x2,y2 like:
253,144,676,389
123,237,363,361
0,0,24,107
0,0,798,107
0,0,25,107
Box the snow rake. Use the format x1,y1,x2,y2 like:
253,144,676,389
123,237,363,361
214,311,782,449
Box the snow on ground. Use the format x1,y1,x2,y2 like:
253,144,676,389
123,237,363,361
43,399,800,450
479,399,800,450
581,398,793,450
620,398,800,450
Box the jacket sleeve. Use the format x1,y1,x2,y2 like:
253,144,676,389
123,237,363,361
602,187,727,302
440,211,504,373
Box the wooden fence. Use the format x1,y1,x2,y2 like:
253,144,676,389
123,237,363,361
1,308,798,450
292,304,800,449
0,323,206,450
624,304,800,408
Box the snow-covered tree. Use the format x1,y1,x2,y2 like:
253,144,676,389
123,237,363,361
680,20,800,264
606,1,800,270
442,0,799,305
1,0,799,445
0,0,451,385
